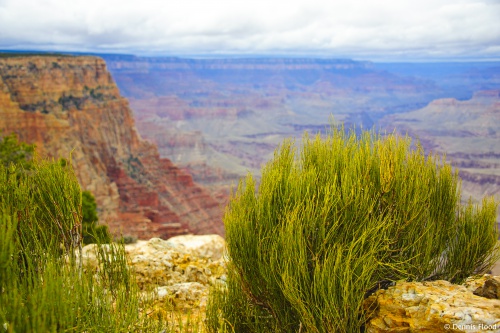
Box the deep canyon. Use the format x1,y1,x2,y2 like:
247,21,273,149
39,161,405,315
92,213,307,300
0,53,499,237
102,55,500,214
0,55,223,239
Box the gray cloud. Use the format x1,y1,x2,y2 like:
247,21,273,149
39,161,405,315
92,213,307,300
0,0,499,60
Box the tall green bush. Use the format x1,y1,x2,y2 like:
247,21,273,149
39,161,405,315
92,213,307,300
206,127,499,333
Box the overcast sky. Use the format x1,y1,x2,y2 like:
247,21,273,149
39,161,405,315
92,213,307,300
0,0,499,61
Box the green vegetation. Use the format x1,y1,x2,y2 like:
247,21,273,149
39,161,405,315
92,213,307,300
82,190,111,245
206,126,499,333
0,157,168,332
58,94,85,110
118,235,138,244
126,155,145,181
57,88,106,111
0,132,35,172
0,133,110,244
83,85,105,101
1,126,497,332
90,88,104,101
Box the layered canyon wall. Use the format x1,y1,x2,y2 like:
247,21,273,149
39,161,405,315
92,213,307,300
0,55,223,239
103,55,441,202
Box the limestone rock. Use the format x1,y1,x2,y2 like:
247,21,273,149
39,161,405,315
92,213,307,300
165,234,226,260
465,275,500,300
156,282,207,310
81,236,226,311
79,243,103,269
364,280,500,333
122,238,225,288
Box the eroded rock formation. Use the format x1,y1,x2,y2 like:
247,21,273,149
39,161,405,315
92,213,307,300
102,55,441,204
0,55,223,239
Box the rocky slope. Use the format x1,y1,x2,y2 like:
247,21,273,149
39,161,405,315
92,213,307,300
0,55,223,239
364,277,500,332
81,235,226,312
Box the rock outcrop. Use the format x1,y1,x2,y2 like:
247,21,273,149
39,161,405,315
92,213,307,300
83,235,500,333
82,236,500,331
166,234,226,260
81,235,226,310
466,275,500,300
364,279,500,333
0,55,223,239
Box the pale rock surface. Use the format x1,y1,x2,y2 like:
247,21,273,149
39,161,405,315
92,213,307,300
81,236,226,310
156,282,207,309
78,243,115,269
165,234,226,260
364,280,500,333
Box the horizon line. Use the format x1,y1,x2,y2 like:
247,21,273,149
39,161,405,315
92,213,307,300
1,48,499,63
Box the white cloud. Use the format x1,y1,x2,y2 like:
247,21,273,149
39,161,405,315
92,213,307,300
0,0,499,60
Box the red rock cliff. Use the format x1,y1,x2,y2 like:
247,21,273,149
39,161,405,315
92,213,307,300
0,55,223,239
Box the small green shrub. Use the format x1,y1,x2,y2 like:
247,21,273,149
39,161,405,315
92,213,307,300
0,132,35,172
206,126,499,333
0,133,110,245
82,190,111,245
58,94,85,110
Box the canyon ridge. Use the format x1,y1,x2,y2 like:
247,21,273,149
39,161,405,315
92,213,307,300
0,53,498,238
0,54,224,239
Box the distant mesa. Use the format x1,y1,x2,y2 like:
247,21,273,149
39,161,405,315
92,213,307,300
100,54,450,202
2,52,497,230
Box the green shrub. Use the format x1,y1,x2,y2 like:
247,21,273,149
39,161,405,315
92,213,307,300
206,127,499,333
82,190,111,245
0,159,167,332
0,132,35,172
117,235,138,244
0,133,110,245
